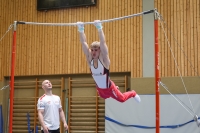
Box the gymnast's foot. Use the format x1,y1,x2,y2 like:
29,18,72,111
134,94,141,103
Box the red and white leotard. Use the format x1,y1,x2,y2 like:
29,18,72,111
90,59,137,102
90,59,110,88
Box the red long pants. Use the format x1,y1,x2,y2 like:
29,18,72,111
96,81,136,103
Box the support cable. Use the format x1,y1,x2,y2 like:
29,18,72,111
159,17,196,115
159,81,194,117
158,13,200,78
0,24,13,42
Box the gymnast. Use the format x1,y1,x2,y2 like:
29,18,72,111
77,20,141,103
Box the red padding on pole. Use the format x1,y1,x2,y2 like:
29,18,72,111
155,19,160,133
9,30,16,133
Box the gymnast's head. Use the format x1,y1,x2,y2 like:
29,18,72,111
90,41,101,59
90,41,100,48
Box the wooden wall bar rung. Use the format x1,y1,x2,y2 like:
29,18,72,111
14,86,35,88
37,80,61,83
70,109,96,113
13,121,34,125
14,97,36,99
71,84,96,87
37,85,61,87
70,101,96,104
14,81,36,83
70,96,98,98
70,80,95,82
13,113,34,116
14,101,35,104
13,105,35,109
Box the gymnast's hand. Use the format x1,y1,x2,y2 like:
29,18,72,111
77,21,84,33
94,20,103,30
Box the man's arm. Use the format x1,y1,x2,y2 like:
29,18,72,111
38,109,48,131
59,108,68,130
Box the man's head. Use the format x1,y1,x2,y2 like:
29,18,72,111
42,80,52,91
90,41,100,59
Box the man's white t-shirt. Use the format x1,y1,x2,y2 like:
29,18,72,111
37,94,62,130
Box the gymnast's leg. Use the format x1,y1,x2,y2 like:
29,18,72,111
109,81,141,103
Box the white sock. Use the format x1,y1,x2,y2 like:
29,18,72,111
134,94,141,103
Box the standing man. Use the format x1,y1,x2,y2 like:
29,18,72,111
77,20,141,103
37,80,68,133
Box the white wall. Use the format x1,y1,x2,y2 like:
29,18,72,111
143,0,155,77
105,94,200,133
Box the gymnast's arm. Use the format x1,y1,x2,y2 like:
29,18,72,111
95,21,110,67
98,30,108,55
79,32,90,56
77,22,91,66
